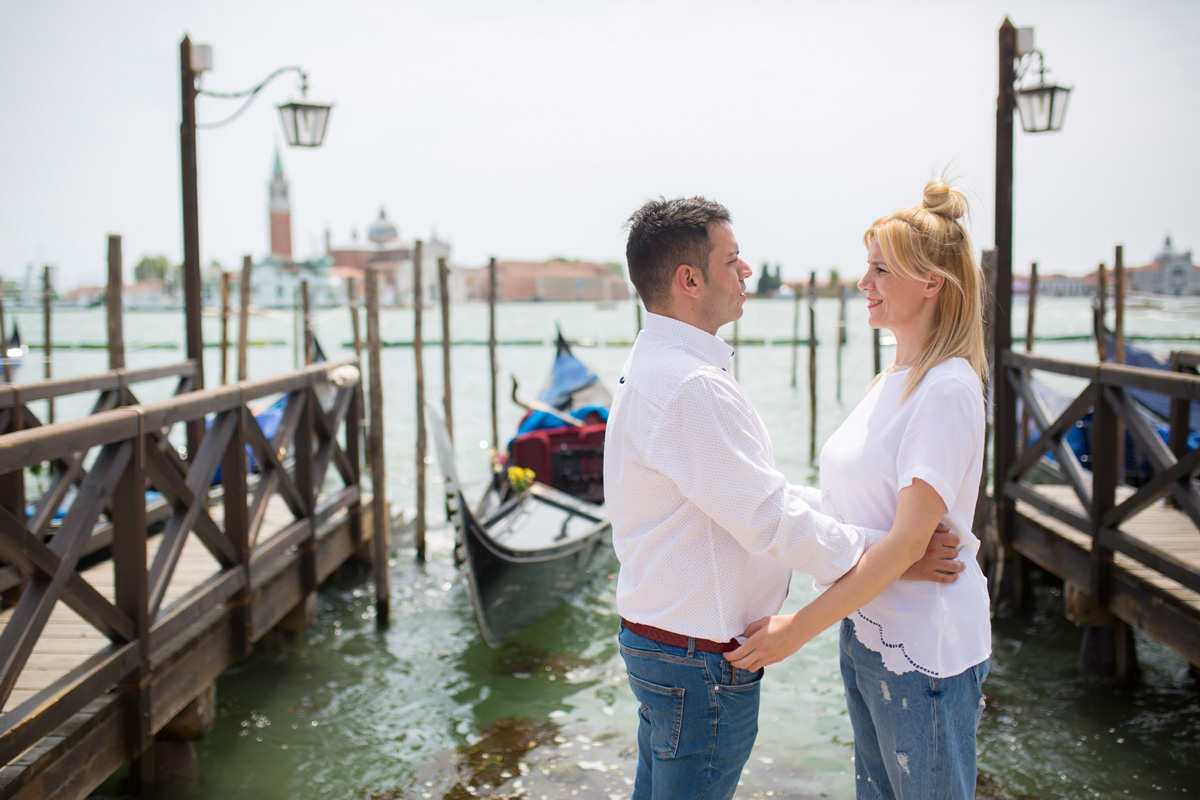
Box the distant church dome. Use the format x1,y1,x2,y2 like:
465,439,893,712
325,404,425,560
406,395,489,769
368,208,398,244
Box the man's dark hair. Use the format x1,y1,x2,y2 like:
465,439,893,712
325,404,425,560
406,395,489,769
624,197,731,310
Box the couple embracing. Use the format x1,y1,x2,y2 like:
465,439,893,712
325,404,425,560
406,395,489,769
605,181,991,800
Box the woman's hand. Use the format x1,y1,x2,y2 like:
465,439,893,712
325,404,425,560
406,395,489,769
723,614,811,671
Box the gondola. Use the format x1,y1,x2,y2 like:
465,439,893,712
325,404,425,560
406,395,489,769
427,330,613,647
2,323,26,373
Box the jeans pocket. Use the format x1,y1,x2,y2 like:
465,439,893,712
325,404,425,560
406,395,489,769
627,673,685,759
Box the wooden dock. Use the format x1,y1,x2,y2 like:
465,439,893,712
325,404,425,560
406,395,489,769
992,350,1200,676
0,359,383,799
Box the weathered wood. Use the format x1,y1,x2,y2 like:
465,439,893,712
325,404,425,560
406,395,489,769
413,241,427,562
238,255,252,383
365,267,390,624
807,272,817,463
1095,262,1107,362
790,288,800,389
438,256,453,441
301,280,313,366
107,235,126,371
487,256,498,451
348,276,362,362
43,266,53,424
219,271,232,384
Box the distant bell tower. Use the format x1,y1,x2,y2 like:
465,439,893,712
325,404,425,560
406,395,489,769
269,149,293,260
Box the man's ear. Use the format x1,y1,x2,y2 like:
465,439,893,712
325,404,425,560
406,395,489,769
674,264,703,299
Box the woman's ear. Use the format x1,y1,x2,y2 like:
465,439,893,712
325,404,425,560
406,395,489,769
924,273,946,298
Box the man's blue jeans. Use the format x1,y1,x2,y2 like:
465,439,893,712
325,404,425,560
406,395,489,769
840,618,990,800
618,622,764,800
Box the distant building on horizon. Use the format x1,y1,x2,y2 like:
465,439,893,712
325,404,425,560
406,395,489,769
1126,235,1198,296
462,259,630,303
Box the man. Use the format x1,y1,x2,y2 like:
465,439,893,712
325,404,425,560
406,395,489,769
605,197,962,799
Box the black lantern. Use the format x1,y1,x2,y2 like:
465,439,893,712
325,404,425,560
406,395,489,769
278,97,333,148
1014,51,1071,133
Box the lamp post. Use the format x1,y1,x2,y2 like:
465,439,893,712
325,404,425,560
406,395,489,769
178,35,332,456
992,18,1071,594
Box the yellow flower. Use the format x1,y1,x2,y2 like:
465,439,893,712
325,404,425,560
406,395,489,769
507,466,536,493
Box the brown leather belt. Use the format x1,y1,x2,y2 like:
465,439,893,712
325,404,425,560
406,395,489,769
622,618,740,654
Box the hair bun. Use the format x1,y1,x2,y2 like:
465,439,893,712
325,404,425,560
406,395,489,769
922,179,968,221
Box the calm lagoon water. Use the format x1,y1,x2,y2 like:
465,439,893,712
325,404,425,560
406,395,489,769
14,297,1195,799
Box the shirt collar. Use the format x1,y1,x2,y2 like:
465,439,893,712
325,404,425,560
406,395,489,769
643,312,735,372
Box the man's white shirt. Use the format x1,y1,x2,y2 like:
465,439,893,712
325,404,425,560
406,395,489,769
605,313,888,642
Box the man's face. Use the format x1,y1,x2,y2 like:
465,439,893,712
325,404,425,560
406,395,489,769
696,221,752,335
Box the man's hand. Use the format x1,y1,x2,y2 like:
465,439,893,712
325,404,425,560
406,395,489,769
902,524,964,583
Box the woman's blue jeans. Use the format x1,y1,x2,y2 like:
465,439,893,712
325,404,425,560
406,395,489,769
618,622,764,800
840,618,989,800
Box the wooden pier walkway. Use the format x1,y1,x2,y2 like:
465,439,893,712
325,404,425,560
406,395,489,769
0,359,382,799
992,350,1200,675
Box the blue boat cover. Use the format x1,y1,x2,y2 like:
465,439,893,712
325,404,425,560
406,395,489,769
539,333,598,410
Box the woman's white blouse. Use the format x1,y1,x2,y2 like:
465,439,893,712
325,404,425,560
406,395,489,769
819,358,991,678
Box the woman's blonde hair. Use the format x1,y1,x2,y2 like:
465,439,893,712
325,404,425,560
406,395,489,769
863,178,988,401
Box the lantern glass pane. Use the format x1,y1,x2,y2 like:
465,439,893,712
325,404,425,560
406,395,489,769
1049,86,1071,132
1016,86,1053,133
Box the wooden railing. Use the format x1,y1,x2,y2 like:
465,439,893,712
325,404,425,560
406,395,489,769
998,350,1200,604
0,362,198,594
0,359,364,768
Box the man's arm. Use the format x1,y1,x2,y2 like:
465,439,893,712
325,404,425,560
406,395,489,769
658,375,896,585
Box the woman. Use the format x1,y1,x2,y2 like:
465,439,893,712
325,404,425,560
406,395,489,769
726,178,991,799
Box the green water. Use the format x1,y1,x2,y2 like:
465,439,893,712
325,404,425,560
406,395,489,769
18,297,1191,799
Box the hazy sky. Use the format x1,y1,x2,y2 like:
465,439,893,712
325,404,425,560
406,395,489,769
3,0,1198,291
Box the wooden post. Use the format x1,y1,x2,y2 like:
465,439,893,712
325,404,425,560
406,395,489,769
237,255,251,382
301,280,313,366
413,241,427,562
293,286,302,368
1020,262,1038,450
348,276,362,362
180,36,205,461
836,280,846,403
487,256,498,451
219,272,231,384
1113,246,1125,365
807,272,817,462
0,285,9,383
43,266,53,424
790,287,801,389
1113,245,1126,485
437,256,453,441
365,267,390,624
991,18,1019,600
107,235,126,371
1095,263,1108,361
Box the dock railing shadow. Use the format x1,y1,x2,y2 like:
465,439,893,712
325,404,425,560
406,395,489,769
0,358,366,784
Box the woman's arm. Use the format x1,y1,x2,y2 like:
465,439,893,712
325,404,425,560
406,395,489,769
724,478,947,671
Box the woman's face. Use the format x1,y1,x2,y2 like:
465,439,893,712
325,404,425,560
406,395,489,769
858,237,934,333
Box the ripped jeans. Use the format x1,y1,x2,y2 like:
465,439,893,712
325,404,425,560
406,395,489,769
840,618,989,800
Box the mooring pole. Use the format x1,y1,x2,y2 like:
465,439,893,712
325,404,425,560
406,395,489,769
437,256,453,441
836,280,846,403
220,271,232,383
413,241,427,562
487,256,498,452
790,287,800,389
43,266,53,424
365,267,390,624
301,280,313,366
107,235,126,371
807,272,817,462
238,255,251,382
348,276,362,362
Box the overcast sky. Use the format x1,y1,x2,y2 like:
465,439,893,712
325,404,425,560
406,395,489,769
3,0,1198,291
